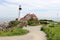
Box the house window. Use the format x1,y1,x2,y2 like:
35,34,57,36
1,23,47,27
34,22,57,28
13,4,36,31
25,16,30,19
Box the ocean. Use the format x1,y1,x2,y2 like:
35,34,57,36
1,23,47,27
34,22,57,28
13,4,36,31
0,17,60,23
0,17,15,23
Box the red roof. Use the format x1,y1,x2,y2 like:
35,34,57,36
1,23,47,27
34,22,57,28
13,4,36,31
20,18,28,21
20,13,38,21
26,14,37,18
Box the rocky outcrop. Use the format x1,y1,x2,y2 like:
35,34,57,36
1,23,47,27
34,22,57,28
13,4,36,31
0,22,9,31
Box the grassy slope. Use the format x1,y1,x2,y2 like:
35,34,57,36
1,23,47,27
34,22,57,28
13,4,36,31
41,22,60,40
0,27,29,36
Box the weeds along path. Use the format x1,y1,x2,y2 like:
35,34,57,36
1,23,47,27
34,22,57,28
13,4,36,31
0,25,47,40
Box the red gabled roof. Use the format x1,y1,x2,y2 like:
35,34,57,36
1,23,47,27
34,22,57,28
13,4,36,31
31,14,37,17
26,14,31,17
20,13,38,21
20,18,28,21
26,13,37,18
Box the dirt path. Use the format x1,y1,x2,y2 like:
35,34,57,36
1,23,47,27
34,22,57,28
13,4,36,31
0,25,47,40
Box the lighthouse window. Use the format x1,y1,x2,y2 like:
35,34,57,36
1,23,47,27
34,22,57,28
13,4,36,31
19,8,22,10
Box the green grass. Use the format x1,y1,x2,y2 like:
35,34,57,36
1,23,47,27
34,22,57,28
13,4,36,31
28,19,39,26
41,22,60,40
28,24,39,26
0,27,29,36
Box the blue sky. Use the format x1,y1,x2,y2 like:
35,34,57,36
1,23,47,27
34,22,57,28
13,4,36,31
0,0,60,20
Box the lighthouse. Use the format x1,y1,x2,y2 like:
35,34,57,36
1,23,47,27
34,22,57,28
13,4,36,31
18,5,22,20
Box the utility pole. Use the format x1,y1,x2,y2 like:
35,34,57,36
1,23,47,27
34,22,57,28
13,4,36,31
18,5,22,20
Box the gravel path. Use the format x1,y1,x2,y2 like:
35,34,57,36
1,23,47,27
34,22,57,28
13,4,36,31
0,25,47,40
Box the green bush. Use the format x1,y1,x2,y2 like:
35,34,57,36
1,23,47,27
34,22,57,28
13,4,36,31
0,27,29,36
49,24,55,27
39,20,49,24
41,22,60,40
28,19,39,26
9,20,20,27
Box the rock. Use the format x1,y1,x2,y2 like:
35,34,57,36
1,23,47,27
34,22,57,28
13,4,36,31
0,22,9,31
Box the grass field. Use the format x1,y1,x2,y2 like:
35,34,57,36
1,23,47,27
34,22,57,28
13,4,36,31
41,22,60,40
0,27,29,36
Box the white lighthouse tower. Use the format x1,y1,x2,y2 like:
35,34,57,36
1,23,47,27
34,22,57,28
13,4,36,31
18,5,22,20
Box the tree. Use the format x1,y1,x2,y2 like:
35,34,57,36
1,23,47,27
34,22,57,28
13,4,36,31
9,20,20,27
28,18,39,26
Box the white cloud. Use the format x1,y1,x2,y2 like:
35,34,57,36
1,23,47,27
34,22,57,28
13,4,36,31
2,0,60,9
14,0,60,10
5,0,18,3
0,0,60,20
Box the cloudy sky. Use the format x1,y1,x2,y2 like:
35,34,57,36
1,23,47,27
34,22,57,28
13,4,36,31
0,0,60,20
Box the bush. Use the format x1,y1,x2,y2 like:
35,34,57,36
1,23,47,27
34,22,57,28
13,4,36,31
9,20,20,27
39,20,49,24
49,25,54,27
28,19,39,26
0,27,29,36
41,22,60,40
40,21,49,24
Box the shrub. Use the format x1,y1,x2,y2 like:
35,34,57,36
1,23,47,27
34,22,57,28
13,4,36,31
41,22,60,40
28,19,39,26
0,27,29,36
49,24,55,27
39,20,49,24
9,20,20,27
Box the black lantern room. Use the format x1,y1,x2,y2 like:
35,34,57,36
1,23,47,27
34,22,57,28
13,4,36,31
19,5,22,10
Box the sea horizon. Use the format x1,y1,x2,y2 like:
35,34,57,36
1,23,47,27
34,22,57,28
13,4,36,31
0,17,60,23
